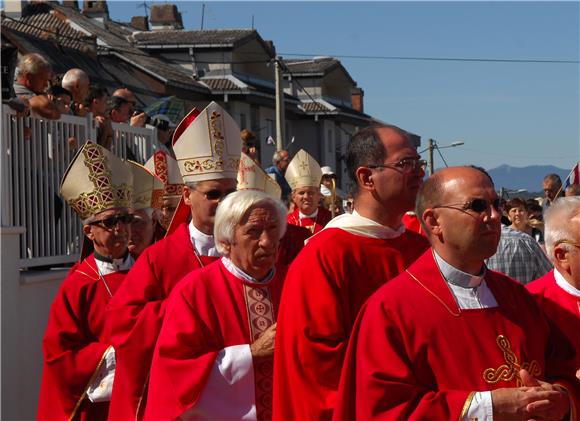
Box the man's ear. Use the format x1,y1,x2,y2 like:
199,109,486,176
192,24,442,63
355,167,374,192
83,224,94,240
422,209,441,236
182,185,192,206
553,246,570,271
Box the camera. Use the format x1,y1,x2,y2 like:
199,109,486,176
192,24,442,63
134,109,170,131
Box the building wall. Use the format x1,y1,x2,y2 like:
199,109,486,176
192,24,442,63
1,227,65,420
232,40,273,83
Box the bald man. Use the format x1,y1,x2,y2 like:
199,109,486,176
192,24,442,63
61,68,90,115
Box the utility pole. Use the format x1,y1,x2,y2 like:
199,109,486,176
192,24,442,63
274,56,285,151
200,3,205,30
428,138,434,176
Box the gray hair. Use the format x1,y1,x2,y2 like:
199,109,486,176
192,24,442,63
272,150,288,166
16,53,51,77
544,196,580,258
214,190,288,255
61,68,89,91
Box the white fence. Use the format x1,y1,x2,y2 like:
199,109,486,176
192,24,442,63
1,105,164,268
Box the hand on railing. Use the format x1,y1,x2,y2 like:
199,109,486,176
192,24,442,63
130,111,148,128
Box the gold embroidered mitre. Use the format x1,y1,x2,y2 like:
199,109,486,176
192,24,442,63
237,152,282,199
128,161,164,211
60,142,133,220
284,149,323,190
172,102,242,183
144,150,184,198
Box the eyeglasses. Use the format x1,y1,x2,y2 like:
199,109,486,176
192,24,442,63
433,198,503,214
196,188,236,201
368,158,427,173
88,214,134,229
555,239,580,249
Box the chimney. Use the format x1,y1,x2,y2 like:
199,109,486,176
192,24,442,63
351,87,364,113
63,1,80,10
4,0,24,19
149,4,183,31
130,16,149,31
82,1,109,24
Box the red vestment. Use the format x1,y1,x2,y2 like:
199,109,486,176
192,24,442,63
402,212,425,237
527,270,580,408
273,228,429,421
333,250,552,420
286,206,332,235
106,223,218,420
144,259,286,421
277,223,310,266
38,254,129,421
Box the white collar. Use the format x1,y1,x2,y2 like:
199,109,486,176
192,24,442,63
554,268,580,297
299,209,318,219
434,251,486,288
189,221,220,257
315,209,405,240
95,254,134,276
221,257,275,285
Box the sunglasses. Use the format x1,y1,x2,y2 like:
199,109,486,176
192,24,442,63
433,198,503,214
89,214,134,229
368,158,427,173
196,188,236,201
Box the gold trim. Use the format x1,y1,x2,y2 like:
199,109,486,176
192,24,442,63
135,372,150,421
483,335,541,386
459,391,475,421
68,346,112,421
405,268,461,317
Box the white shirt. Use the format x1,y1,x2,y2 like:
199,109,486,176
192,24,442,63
189,221,220,257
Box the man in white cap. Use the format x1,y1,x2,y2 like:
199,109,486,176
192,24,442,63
285,149,332,235
105,102,241,420
273,125,430,420
38,142,135,420
126,161,164,259
144,150,184,231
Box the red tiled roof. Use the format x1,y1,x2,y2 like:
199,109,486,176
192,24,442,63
201,78,242,91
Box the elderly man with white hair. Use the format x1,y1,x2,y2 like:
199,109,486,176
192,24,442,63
61,68,90,115
145,190,287,421
527,196,580,407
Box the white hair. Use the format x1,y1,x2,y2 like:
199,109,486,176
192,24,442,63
544,196,580,258
61,68,89,90
214,190,288,255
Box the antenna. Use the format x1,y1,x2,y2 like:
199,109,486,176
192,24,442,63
137,1,150,19
251,14,254,29
201,3,205,30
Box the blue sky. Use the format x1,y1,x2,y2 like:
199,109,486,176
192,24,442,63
107,1,579,171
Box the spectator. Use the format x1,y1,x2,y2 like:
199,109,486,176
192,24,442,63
565,184,580,196
542,173,563,210
265,149,292,202
86,86,113,149
109,88,147,127
46,85,72,115
61,68,90,116
505,197,544,243
13,53,59,119
241,129,260,163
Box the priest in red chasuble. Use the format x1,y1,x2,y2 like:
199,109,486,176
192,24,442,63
238,152,309,266
38,142,135,420
105,102,242,421
333,166,572,421
273,125,430,421
144,190,289,421
527,196,580,411
285,149,332,235
126,161,164,258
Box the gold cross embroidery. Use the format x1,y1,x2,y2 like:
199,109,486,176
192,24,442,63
483,335,541,386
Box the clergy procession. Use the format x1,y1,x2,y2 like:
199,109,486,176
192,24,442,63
38,101,579,421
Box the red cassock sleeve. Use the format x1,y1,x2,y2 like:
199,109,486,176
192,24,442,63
38,271,111,420
143,274,220,420
273,229,429,421
105,224,217,420
332,299,470,421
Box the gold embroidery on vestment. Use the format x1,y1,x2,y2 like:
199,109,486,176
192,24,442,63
483,335,541,386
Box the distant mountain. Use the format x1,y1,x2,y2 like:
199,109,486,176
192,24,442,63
487,165,569,193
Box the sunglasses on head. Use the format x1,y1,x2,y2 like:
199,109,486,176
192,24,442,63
89,214,134,229
197,188,236,201
433,198,503,214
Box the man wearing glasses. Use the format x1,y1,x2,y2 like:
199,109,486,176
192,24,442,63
105,102,241,420
273,125,430,421
38,142,135,420
528,196,580,408
334,166,571,421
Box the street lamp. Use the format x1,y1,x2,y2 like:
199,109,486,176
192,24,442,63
419,139,465,175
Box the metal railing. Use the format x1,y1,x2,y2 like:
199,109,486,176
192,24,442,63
1,105,163,268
